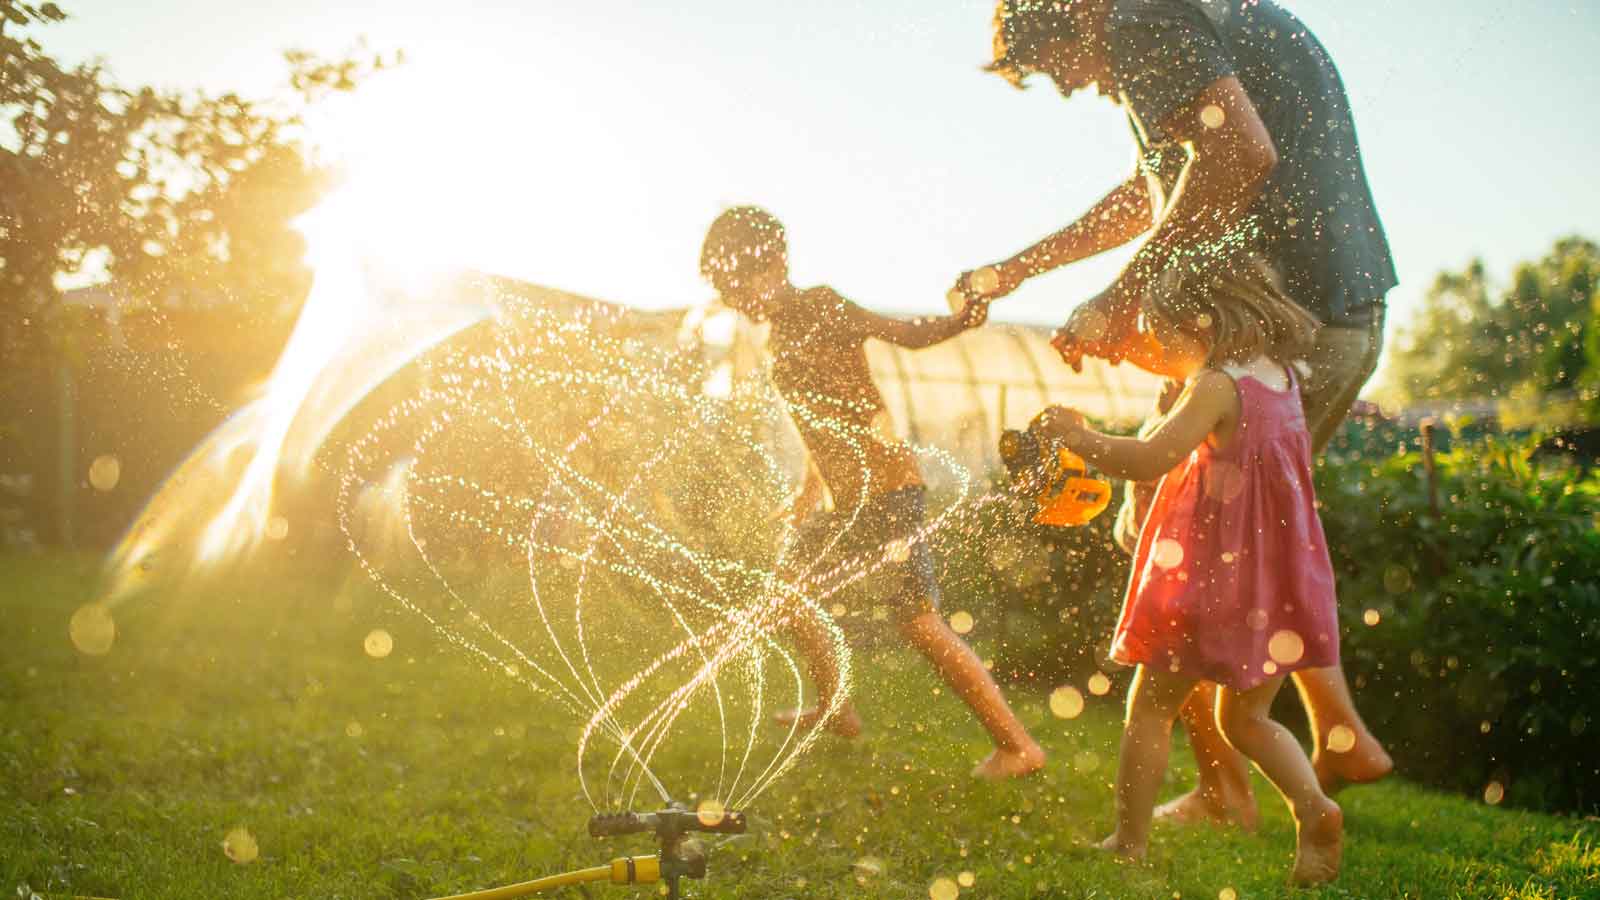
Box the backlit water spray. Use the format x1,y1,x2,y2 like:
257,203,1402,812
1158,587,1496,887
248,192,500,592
94,185,982,820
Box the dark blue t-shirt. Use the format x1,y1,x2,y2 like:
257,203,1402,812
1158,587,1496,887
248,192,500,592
1107,0,1397,326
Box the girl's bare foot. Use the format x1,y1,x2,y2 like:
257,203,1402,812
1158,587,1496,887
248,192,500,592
772,704,862,738
1094,832,1145,861
1152,785,1260,831
1291,798,1343,886
971,740,1046,780
1314,731,1393,794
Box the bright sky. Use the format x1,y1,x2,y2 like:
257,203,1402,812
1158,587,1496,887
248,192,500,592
47,1,1600,336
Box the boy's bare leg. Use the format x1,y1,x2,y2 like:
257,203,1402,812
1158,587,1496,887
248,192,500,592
772,604,862,737
898,610,1045,780
1098,665,1194,859
1294,665,1393,792
1216,678,1343,886
1153,682,1260,830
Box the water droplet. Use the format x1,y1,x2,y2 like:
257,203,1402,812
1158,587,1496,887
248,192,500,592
958,871,976,888
1483,780,1505,805
1049,685,1084,719
1245,609,1269,631
970,266,1000,295
696,799,726,827
1219,888,1238,900
1199,104,1226,129
1383,565,1412,594
1268,630,1304,665
1363,608,1381,626
1151,539,1184,570
69,603,116,656
1326,724,1356,754
949,610,975,635
223,826,259,864
1087,672,1111,696
88,455,121,492
929,877,960,900
364,629,394,658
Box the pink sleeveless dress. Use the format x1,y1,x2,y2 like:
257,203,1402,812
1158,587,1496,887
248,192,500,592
1110,367,1339,690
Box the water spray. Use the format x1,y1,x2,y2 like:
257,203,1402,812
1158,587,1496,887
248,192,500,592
424,801,747,900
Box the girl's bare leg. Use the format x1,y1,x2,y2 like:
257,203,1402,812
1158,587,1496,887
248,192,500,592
1098,665,1196,859
898,610,1045,779
1293,665,1394,792
1154,682,1260,830
1216,677,1344,886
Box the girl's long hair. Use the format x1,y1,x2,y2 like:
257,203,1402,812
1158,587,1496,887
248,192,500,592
1143,254,1320,368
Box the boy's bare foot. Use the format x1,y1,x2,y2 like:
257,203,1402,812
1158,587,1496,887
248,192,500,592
1152,786,1260,832
772,704,863,738
1094,832,1145,861
1314,732,1393,794
1291,799,1343,886
971,741,1046,781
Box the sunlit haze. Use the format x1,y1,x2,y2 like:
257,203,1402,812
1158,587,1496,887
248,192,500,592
47,1,1600,334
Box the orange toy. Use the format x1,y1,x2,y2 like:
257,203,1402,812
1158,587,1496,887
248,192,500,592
998,430,1113,527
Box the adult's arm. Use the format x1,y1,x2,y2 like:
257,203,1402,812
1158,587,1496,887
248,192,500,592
1096,75,1279,347
977,174,1155,298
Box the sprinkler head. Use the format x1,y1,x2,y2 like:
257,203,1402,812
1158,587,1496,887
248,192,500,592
588,802,748,899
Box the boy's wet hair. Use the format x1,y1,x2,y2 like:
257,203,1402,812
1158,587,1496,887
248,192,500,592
1144,254,1322,368
700,206,787,287
985,0,1080,89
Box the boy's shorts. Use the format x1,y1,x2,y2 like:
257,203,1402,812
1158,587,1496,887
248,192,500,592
785,486,942,623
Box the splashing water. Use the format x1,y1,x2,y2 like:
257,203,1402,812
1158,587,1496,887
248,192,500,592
102,186,984,813
100,188,491,605
334,297,979,810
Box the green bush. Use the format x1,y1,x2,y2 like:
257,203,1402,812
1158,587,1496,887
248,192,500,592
928,486,1127,685
1315,433,1600,814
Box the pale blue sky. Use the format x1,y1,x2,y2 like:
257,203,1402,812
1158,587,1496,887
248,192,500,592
46,1,1600,335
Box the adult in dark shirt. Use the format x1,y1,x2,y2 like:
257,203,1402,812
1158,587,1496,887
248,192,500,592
956,0,1394,829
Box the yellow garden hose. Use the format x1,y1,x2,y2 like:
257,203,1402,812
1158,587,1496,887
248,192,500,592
425,855,661,900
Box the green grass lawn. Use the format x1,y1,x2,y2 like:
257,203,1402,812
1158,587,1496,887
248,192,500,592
2,554,1595,900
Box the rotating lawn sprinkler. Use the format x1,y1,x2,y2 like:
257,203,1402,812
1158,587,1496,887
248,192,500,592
589,802,748,899
424,801,747,900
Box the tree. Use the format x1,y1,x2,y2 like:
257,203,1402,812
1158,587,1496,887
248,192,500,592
1,2,383,544
1377,237,1600,426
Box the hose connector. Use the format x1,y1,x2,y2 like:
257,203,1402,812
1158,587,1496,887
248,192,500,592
608,855,661,884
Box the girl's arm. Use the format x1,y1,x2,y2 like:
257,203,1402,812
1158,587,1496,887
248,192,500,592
1031,370,1236,482
837,294,987,349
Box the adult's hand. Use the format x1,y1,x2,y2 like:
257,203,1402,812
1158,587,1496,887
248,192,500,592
948,262,1022,306
1050,289,1128,372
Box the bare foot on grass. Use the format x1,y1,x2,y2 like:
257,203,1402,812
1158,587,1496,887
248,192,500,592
1153,786,1260,832
1291,799,1343,886
1315,732,1393,794
971,741,1046,781
1094,832,1145,861
772,703,862,738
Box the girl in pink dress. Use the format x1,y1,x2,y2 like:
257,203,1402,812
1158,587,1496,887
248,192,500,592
1031,255,1343,886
